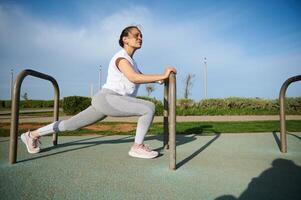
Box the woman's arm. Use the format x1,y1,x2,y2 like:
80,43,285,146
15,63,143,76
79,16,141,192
138,69,163,84
116,58,176,84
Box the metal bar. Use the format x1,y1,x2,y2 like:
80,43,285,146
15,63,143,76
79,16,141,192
9,69,60,164
163,79,169,149
279,74,301,153
52,80,60,145
169,73,176,170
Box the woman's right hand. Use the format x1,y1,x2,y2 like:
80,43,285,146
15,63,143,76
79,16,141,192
163,67,177,79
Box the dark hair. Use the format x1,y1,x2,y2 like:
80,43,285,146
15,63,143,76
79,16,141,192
119,26,140,47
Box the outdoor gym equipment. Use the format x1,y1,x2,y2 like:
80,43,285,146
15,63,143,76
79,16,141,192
279,74,301,153
9,69,177,170
9,69,60,164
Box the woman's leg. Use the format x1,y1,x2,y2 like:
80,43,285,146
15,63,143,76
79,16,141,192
92,92,155,145
36,106,107,136
21,106,106,153
92,92,158,158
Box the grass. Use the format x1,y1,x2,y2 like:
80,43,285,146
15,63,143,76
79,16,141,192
0,120,300,137
17,111,66,117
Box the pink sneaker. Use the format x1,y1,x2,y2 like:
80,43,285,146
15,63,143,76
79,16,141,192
21,131,41,154
128,144,159,159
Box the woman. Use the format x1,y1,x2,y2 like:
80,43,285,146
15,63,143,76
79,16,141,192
21,26,177,159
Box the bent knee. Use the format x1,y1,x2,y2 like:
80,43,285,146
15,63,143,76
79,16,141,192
145,102,155,115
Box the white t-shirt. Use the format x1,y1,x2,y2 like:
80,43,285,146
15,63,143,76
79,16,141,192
102,49,141,97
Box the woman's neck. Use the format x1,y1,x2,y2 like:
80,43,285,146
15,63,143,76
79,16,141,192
123,46,136,58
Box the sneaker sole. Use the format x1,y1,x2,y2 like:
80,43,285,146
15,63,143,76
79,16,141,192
128,151,158,159
21,134,40,154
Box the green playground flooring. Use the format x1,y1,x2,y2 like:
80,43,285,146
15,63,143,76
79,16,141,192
1,132,300,199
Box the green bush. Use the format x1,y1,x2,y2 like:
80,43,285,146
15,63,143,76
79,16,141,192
177,98,194,109
0,100,11,109
187,97,301,115
63,96,91,115
0,101,5,109
19,100,56,109
285,97,301,114
137,96,163,116
0,100,57,109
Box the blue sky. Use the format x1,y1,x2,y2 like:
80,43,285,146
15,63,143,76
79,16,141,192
0,0,300,100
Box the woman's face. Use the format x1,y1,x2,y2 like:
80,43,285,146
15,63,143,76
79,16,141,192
124,28,143,49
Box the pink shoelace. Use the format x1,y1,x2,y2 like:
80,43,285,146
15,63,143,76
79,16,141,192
32,137,41,148
140,144,152,152
28,132,41,148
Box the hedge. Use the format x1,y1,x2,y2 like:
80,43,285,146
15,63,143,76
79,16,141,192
178,97,301,115
137,96,163,116
61,96,164,115
1,96,300,116
62,96,91,115
0,100,63,109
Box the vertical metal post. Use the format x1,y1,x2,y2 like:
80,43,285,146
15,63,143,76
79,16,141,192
9,69,60,164
279,87,287,153
169,73,176,170
279,74,301,153
9,74,22,164
10,69,14,100
52,81,60,146
163,79,169,149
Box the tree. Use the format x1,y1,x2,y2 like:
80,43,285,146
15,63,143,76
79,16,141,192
21,92,29,100
183,74,195,99
145,84,155,97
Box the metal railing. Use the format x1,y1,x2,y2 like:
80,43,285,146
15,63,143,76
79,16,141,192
9,69,60,164
279,74,301,153
163,72,177,170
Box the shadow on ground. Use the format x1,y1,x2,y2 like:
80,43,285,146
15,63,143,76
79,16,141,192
0,139,9,143
18,124,221,169
215,158,301,200
272,131,281,151
145,124,221,169
272,131,301,152
18,135,131,163
288,133,301,140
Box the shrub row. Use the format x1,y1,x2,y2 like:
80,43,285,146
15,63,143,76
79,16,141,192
0,100,63,109
177,97,301,115
1,96,300,115
63,96,165,116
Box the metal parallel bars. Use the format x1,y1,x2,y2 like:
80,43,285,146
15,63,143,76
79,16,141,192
279,74,301,153
9,69,60,164
9,69,175,169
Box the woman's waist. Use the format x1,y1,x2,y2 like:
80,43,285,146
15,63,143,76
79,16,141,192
100,88,122,96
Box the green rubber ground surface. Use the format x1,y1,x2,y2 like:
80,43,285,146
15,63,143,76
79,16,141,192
1,132,301,200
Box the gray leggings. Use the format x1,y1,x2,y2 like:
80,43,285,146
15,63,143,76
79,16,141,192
37,88,155,144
